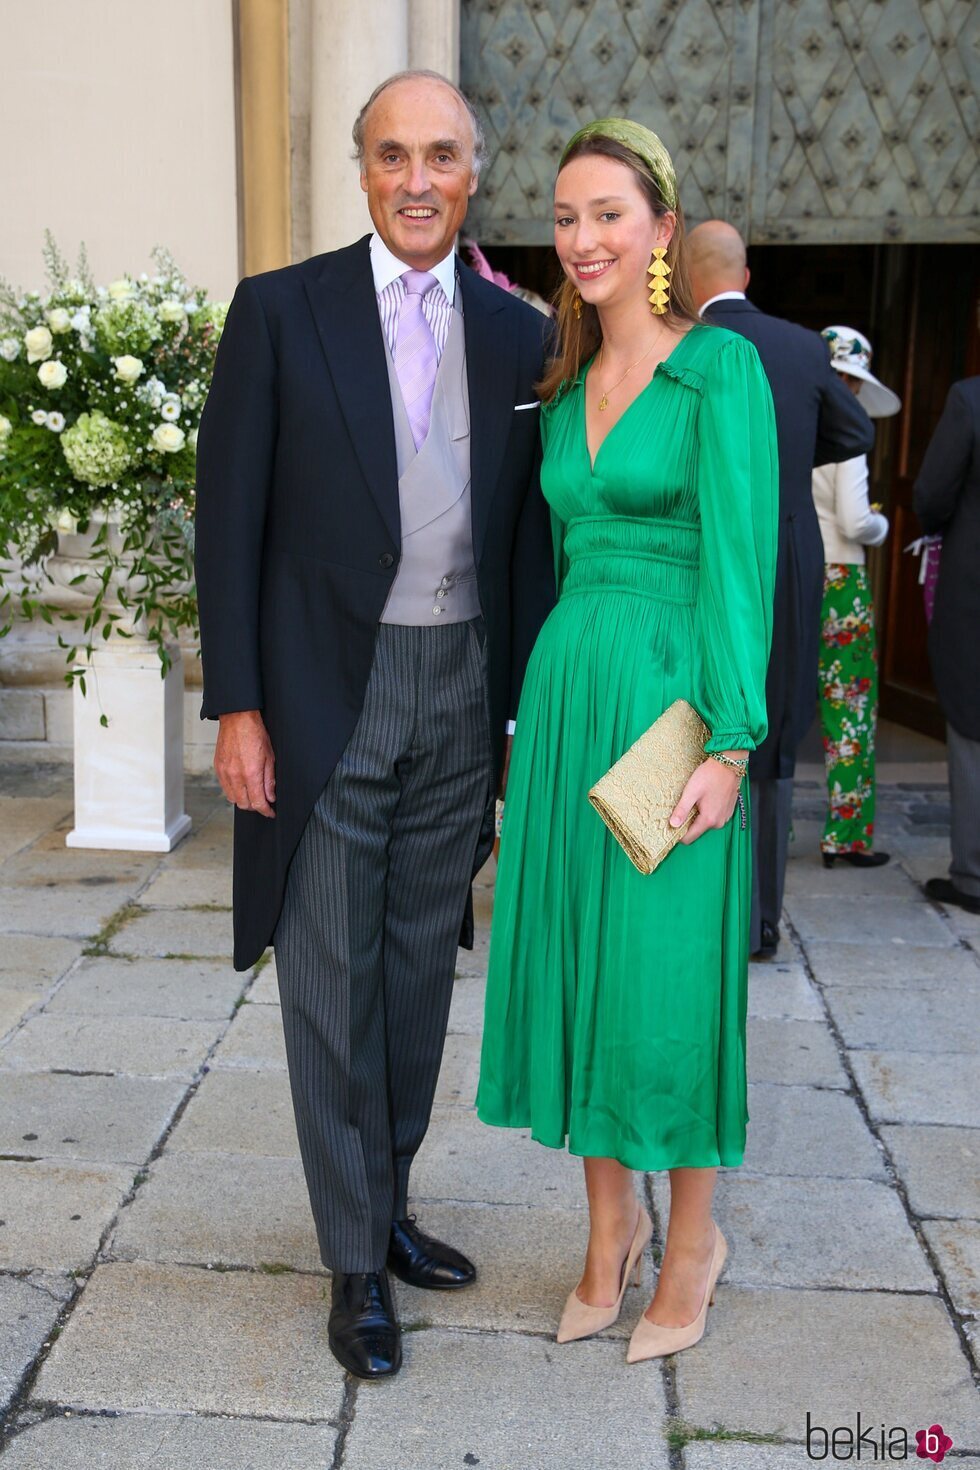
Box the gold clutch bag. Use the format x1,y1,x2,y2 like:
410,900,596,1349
588,699,710,874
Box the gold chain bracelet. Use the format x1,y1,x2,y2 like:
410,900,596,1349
709,752,749,776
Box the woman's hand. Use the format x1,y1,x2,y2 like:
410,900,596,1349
669,752,747,845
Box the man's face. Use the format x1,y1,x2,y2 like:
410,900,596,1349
360,78,479,270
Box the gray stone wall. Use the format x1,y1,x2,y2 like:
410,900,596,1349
461,0,979,245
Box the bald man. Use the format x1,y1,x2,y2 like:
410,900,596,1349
688,221,874,957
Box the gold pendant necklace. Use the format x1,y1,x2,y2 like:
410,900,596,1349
595,336,661,411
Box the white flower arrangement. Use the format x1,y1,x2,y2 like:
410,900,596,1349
0,233,228,675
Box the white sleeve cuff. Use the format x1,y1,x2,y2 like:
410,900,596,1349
505,720,516,736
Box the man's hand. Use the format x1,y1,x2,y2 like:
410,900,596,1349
214,710,276,818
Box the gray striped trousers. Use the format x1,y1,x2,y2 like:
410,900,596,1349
274,619,494,1271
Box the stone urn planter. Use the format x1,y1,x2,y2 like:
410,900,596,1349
44,513,192,852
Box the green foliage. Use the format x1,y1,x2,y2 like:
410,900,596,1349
666,1421,782,1449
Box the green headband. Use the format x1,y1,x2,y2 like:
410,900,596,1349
559,118,678,212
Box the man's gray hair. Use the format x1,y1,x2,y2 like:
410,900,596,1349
352,69,489,175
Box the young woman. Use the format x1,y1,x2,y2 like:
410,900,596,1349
476,119,778,1362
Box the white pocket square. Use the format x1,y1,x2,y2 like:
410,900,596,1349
514,401,541,411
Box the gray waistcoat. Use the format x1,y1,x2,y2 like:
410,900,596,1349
380,303,481,626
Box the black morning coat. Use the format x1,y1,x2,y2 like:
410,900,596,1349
914,376,980,741
702,298,875,780
194,236,556,971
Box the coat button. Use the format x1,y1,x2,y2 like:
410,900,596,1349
379,552,394,569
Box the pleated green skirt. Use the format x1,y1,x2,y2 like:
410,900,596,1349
476,517,750,1170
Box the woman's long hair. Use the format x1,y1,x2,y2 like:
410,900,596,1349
538,136,699,405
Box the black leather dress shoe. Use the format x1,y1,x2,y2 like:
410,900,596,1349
328,1270,401,1378
750,920,780,960
925,877,980,914
823,849,890,869
388,1215,477,1290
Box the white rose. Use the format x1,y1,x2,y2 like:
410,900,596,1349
142,375,165,408
37,359,68,389
0,413,11,440
1,337,21,361
158,299,186,323
187,426,198,450
152,422,185,453
113,354,145,384
107,277,136,301
46,411,65,432
54,509,78,535
31,409,48,425
46,308,72,334
24,325,54,363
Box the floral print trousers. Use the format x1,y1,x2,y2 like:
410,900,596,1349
818,563,880,854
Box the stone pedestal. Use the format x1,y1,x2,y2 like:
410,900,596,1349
66,640,191,853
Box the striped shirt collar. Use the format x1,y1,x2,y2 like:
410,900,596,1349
369,232,457,303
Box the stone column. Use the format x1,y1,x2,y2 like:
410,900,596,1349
308,0,409,253
409,0,460,81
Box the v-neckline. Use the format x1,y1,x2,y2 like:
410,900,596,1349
582,325,699,476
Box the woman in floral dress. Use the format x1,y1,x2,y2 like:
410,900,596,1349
813,326,900,867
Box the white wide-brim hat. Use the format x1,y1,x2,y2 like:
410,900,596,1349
821,325,901,418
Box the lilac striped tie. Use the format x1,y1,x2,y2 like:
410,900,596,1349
394,270,439,450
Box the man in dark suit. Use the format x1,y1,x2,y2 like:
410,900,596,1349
915,376,980,914
194,70,554,1378
688,221,873,957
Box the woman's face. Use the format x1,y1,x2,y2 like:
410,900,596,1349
554,154,674,315
841,373,863,397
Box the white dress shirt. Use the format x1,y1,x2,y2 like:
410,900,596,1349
369,233,458,361
812,456,889,565
699,290,747,316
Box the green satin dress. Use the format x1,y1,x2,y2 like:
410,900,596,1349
476,324,778,1170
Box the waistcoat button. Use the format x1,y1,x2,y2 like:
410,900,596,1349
379,552,394,569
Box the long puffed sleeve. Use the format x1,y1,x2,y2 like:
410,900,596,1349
694,335,779,754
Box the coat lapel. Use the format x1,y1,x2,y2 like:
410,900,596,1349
302,238,400,547
458,265,516,564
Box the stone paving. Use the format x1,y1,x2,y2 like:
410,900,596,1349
0,762,978,1468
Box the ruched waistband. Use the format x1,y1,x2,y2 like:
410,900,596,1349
560,515,699,606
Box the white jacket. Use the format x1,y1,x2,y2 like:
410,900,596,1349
812,455,889,565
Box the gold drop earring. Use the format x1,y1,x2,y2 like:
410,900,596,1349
572,290,583,320
647,248,670,315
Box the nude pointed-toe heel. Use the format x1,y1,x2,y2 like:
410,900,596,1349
626,1223,728,1364
556,1205,653,1344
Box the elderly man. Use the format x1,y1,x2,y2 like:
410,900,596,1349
687,221,873,957
195,70,554,1378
